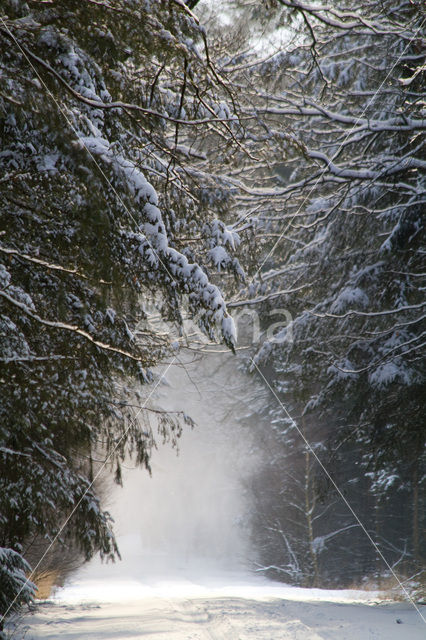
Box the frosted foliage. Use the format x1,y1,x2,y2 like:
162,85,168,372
368,361,413,389
208,245,230,270
0,264,11,289
76,97,236,347
0,317,30,361
1,0,242,353
0,547,36,615
330,287,369,313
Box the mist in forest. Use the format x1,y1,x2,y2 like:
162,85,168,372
72,350,266,587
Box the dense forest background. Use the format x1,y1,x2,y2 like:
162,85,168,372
0,0,424,630
213,0,426,590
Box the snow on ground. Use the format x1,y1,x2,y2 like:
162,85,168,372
21,568,426,640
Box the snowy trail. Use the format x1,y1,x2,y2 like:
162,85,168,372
23,576,426,640
24,590,426,640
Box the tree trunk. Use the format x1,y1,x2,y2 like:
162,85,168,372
412,457,419,563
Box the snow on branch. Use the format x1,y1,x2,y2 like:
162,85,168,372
79,130,236,349
0,290,148,363
0,29,242,129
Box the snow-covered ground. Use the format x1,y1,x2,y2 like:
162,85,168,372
23,573,426,640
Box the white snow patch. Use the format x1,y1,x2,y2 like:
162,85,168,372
25,577,426,640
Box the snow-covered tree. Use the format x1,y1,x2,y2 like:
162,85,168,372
220,0,425,584
0,548,35,636
0,0,244,621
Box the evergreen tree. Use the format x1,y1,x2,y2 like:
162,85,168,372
0,0,244,622
224,0,425,585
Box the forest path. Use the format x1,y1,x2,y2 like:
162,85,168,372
22,581,425,640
